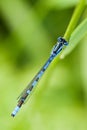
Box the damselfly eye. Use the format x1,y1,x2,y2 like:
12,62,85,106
57,37,63,43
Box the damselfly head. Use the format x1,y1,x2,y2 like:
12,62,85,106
57,37,68,46
51,37,68,56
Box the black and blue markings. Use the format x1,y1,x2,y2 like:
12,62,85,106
11,37,68,117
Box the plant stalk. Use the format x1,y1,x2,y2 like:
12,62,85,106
64,0,86,41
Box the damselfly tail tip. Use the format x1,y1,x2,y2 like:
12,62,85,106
11,113,15,117
11,106,20,117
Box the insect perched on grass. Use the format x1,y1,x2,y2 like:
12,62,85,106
11,37,68,117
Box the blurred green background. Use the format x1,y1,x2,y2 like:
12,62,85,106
0,0,87,130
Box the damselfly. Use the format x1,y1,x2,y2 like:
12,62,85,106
11,37,68,117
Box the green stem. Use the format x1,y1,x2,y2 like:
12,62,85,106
64,0,86,41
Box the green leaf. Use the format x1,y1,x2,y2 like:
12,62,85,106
46,0,79,9
60,18,87,59
64,0,86,41
48,0,87,9
80,38,87,101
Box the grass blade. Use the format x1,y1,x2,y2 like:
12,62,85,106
60,18,87,59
